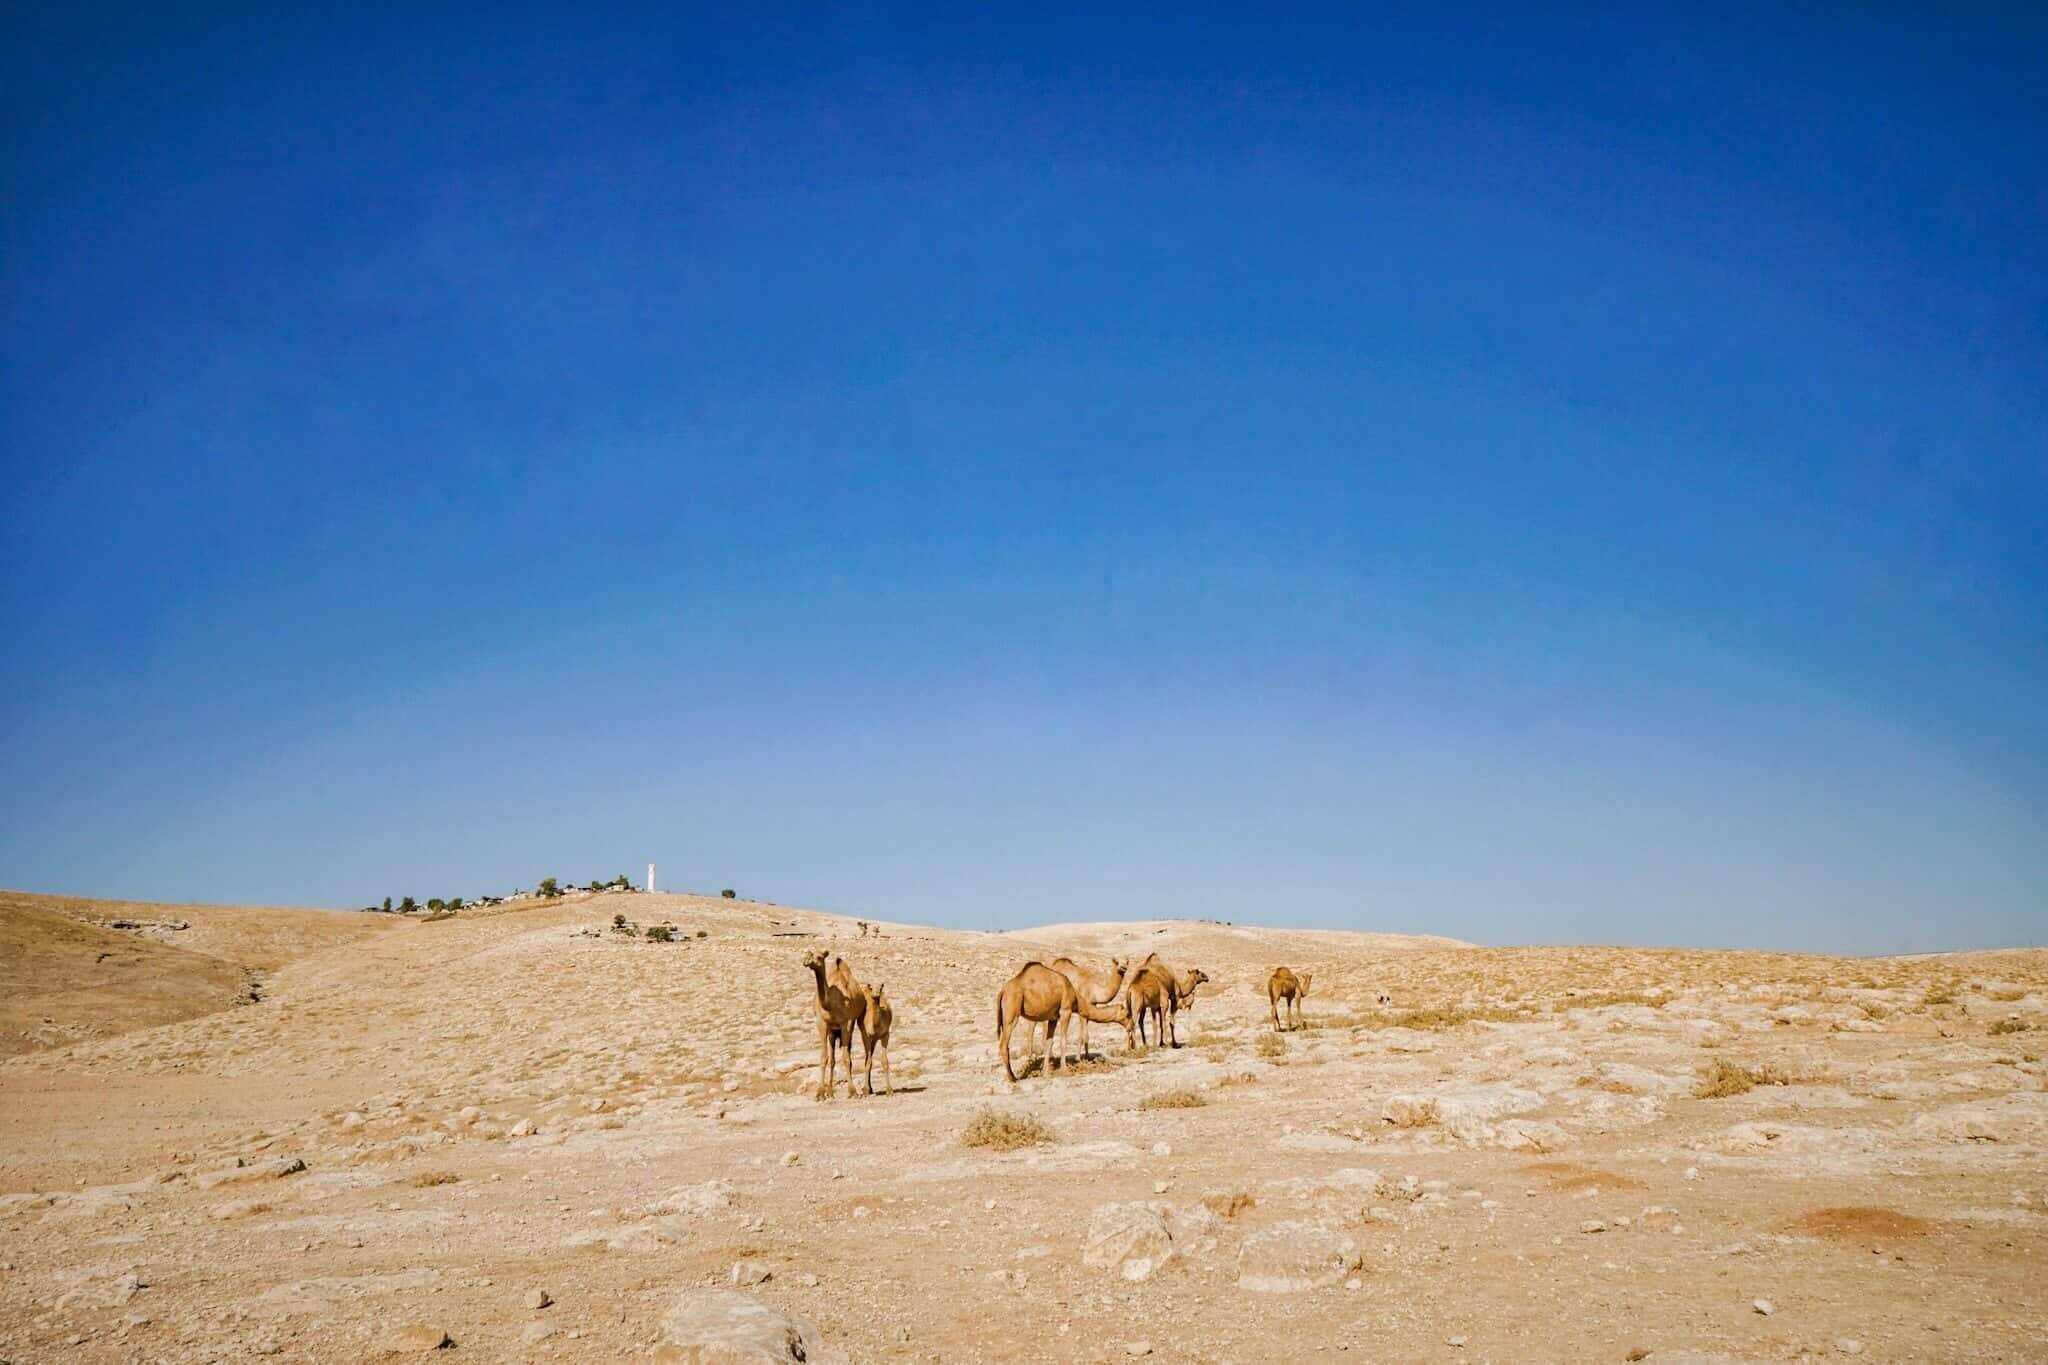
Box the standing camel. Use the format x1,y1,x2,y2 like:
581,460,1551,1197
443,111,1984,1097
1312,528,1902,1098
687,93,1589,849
1128,953,1210,1048
803,949,867,1100
1050,956,1137,1057
995,962,1081,1083
1268,966,1313,1031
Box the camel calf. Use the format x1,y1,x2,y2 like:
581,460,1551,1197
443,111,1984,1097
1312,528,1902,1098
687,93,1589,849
1268,966,1313,1031
861,983,893,1095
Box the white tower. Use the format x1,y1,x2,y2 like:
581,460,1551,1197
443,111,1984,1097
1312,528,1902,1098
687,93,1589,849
647,862,656,893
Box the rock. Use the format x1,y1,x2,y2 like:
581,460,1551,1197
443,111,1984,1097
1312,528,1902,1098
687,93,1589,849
524,1288,552,1310
1911,1094,2048,1145
1836,1340,1864,1355
780,1150,801,1167
384,1323,452,1351
1150,1141,1172,1157
1126,1342,1154,1357
1581,1220,1607,1234
1237,1222,1360,1293
1447,1336,1467,1348
193,1157,306,1190
1081,1202,1176,1281
730,1260,773,1286
648,1180,735,1217
209,1198,272,1220
55,1270,144,1312
1752,1299,1775,1316
508,1119,538,1138
655,1288,846,1363
338,1112,366,1130
1383,1087,1541,1129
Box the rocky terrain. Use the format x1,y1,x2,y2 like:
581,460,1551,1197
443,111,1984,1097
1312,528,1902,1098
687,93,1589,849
1,889,2043,1363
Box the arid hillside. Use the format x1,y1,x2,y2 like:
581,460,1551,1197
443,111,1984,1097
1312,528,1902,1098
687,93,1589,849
0,889,403,1057
1,891,2043,1363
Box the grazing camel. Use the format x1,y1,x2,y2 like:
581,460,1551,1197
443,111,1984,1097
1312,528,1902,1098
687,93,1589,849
1050,956,1137,1057
1268,967,1313,1032
803,949,867,1100
995,962,1083,1083
1128,954,1210,1048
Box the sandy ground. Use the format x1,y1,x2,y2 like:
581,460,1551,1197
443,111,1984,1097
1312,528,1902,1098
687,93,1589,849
1,890,2044,1363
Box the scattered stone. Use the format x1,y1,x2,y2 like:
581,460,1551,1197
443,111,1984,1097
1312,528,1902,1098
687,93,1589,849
193,1157,306,1190
525,1288,552,1310
730,1259,773,1286
508,1119,538,1138
1753,1299,1775,1316
1082,1203,1176,1281
1237,1222,1360,1293
780,1150,801,1167
384,1323,452,1351
656,1289,846,1363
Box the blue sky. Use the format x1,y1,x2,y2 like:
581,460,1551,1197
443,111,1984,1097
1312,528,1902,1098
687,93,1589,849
3,4,2042,951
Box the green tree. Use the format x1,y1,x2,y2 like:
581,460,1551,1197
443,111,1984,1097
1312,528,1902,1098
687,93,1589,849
427,898,445,912
382,897,392,913
537,877,559,899
399,896,417,914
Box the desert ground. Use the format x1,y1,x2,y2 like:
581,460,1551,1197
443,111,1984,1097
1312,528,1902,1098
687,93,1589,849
2,888,2044,1364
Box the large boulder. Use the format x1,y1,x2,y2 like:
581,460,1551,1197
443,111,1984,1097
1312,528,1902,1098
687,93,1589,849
1237,1222,1360,1293
654,1289,845,1363
1081,1202,1177,1281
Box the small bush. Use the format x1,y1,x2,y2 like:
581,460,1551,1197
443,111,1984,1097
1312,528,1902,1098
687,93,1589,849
1695,1059,1799,1098
647,924,675,943
721,888,737,899
1989,1018,2032,1036
1695,1059,1756,1098
410,1171,459,1187
538,878,560,899
613,913,627,929
1987,987,2026,1003
1138,1088,1208,1111
1255,1033,1285,1059
1923,985,1956,1005
961,1107,1055,1151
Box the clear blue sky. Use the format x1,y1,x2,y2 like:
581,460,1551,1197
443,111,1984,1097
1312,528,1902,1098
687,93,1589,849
3,4,2043,951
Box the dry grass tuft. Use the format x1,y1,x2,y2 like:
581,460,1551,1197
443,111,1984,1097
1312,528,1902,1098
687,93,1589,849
1201,1191,1256,1219
1695,1058,1802,1098
1558,991,1667,1011
961,1107,1055,1151
1988,1018,2032,1035
1255,1032,1286,1059
409,1170,460,1187
1138,1088,1208,1111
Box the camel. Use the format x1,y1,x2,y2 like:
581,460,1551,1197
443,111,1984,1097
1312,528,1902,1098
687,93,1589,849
1268,966,1313,1031
1127,963,1173,1049
1049,956,1137,1057
1127,954,1210,1048
995,962,1074,1082
860,980,894,1095
803,949,868,1099
829,954,894,1096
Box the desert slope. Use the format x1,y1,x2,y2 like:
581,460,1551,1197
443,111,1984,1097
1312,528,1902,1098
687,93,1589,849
1,890,2043,1363
0,890,402,1056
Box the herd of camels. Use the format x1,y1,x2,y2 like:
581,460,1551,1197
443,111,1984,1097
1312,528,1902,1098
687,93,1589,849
801,947,1321,1097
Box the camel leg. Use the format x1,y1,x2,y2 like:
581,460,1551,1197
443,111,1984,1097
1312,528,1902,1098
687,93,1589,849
879,1041,891,1095
858,1023,874,1097
998,1015,1018,1083
1270,992,1281,1032
816,1022,831,1099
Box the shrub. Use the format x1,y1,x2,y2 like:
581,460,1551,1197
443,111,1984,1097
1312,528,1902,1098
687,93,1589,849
1694,1059,1800,1097
613,913,628,929
427,898,445,912
382,897,392,913
447,897,463,910
1924,985,1956,1005
398,896,417,914
647,924,674,943
721,889,737,899
1138,1088,1207,1111
1256,1033,1285,1059
961,1108,1055,1151
537,878,560,899
409,1171,459,1187
1989,1018,2032,1036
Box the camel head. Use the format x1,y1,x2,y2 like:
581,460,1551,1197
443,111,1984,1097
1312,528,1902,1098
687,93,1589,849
1184,967,1211,1006
802,948,830,973
1109,956,1131,987
1299,972,1313,997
